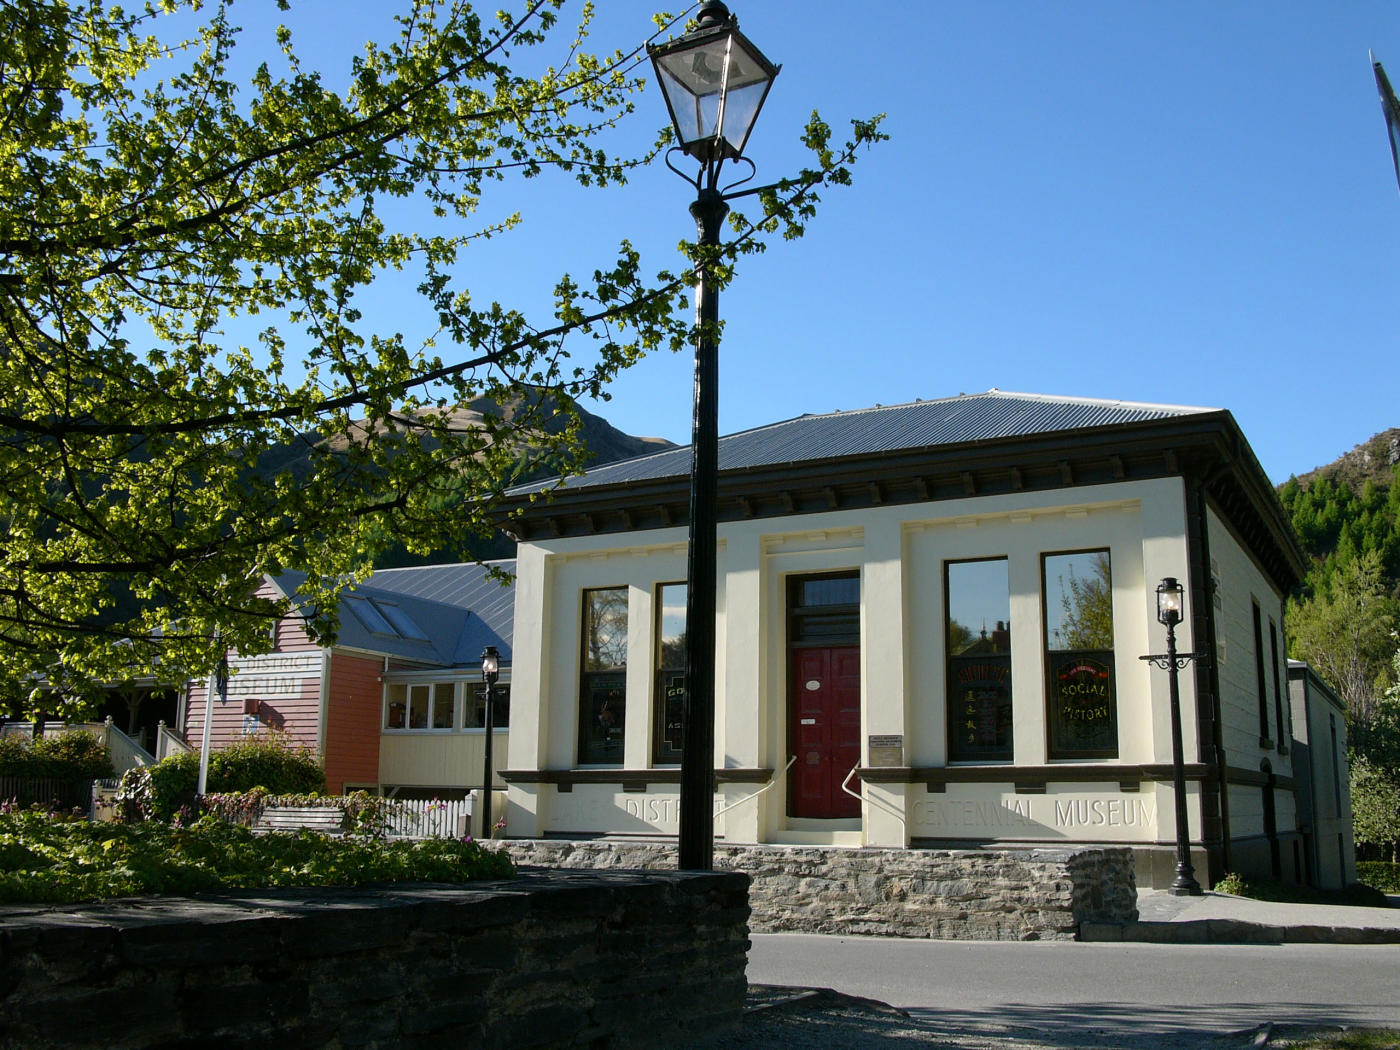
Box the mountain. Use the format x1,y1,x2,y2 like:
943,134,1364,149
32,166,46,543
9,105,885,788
1291,430,1400,493
365,397,674,568
1277,428,1400,597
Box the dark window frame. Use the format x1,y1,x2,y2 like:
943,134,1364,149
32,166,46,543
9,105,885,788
1042,548,1118,761
578,587,628,765
786,570,861,649
945,557,1013,763
653,581,687,764
1269,619,1287,754
1253,601,1272,747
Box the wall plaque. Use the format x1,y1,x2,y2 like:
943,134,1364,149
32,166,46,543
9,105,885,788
868,734,904,766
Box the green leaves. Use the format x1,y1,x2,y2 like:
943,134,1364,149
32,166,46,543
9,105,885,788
0,0,883,710
0,808,515,903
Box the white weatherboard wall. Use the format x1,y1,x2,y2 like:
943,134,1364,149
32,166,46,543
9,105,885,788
505,475,1217,864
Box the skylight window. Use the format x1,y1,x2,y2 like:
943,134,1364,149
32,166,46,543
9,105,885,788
344,596,429,641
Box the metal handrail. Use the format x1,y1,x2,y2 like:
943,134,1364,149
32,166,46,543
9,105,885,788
713,755,797,819
841,764,907,836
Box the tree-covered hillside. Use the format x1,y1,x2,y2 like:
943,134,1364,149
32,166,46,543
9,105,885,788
1279,436,1400,863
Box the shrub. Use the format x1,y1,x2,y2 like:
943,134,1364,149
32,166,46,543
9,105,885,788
208,732,325,795
0,731,112,781
29,732,115,780
1357,861,1400,894
120,734,324,822
0,808,516,904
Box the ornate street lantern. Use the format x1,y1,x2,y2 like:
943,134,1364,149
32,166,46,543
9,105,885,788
649,1,780,167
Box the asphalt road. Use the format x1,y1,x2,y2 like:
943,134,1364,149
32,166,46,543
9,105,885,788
746,933,1400,1047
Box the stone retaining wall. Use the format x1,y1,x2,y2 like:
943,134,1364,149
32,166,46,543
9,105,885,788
0,870,749,1050
505,841,1137,941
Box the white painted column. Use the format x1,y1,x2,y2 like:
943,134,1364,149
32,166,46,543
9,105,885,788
862,512,911,847
504,542,551,836
718,523,763,843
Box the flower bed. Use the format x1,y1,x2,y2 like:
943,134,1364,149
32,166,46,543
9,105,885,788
0,807,513,904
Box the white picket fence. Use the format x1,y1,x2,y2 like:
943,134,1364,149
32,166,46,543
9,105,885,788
384,797,473,840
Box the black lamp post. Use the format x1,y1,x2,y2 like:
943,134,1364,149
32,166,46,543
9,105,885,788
479,645,499,839
1141,578,1207,896
648,2,779,871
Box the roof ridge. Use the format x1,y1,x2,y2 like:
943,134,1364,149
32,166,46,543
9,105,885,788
984,389,1219,415
370,557,516,577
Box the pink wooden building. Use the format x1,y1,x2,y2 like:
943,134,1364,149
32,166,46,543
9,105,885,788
181,561,513,796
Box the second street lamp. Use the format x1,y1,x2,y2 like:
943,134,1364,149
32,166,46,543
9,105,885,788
648,2,779,871
479,645,500,840
1141,577,1207,896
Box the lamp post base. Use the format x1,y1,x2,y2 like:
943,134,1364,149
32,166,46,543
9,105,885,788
1169,870,1203,896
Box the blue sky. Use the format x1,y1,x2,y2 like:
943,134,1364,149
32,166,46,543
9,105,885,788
242,1,1400,483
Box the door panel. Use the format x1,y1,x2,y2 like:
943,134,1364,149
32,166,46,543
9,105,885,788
790,645,861,818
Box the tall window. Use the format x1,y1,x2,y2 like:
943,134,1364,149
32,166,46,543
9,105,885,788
579,587,628,764
1270,620,1286,753
384,682,456,730
653,582,687,763
1043,550,1117,759
946,558,1012,761
1253,602,1271,744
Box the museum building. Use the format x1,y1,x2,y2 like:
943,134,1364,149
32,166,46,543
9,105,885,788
496,390,1313,889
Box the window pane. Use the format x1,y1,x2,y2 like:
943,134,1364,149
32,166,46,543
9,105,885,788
385,683,408,729
431,683,455,729
654,583,687,763
407,684,429,729
1044,551,1117,758
583,589,628,671
796,576,859,608
466,683,510,729
378,601,429,641
346,595,395,636
1044,551,1113,651
580,588,627,763
946,559,1012,761
579,673,626,763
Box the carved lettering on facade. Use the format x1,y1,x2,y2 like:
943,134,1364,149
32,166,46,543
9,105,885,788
1052,798,1154,828
912,796,1157,832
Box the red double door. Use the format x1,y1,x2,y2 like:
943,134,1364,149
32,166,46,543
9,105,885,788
789,645,861,818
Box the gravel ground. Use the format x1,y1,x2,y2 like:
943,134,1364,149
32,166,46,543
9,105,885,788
704,988,1385,1050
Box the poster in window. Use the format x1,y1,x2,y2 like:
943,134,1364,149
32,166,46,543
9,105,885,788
579,672,626,763
948,657,1012,760
656,671,686,762
1049,652,1116,756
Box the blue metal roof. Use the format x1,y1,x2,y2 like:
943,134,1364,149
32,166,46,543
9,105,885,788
271,560,515,668
510,390,1213,495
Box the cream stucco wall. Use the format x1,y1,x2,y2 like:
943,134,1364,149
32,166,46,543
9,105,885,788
505,476,1217,853
1206,503,1296,851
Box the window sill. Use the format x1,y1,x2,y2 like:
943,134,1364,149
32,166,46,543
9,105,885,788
1259,737,1275,749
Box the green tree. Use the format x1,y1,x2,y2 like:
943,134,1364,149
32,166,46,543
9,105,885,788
1350,753,1400,863
0,0,884,711
1288,551,1397,727
1057,551,1113,650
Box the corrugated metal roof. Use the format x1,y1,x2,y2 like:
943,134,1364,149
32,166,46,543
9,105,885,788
510,390,1213,495
368,561,515,665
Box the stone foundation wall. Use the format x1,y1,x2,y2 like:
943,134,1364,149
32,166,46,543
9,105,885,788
0,870,749,1050
505,841,1137,941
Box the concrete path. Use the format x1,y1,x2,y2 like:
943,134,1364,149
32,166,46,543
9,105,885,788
1084,889,1400,944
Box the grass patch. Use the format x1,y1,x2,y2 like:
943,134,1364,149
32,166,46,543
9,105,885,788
0,808,514,904
1212,872,1391,908
1275,1029,1400,1049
